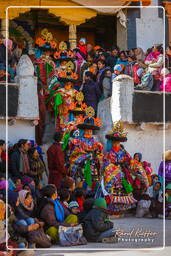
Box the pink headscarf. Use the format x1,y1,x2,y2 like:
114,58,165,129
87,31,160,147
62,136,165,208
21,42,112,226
145,52,160,62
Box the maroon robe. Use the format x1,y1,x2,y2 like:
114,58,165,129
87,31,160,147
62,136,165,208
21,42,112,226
47,142,67,189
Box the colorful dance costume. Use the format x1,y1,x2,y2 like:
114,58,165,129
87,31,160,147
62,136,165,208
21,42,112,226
69,107,103,190
101,122,137,214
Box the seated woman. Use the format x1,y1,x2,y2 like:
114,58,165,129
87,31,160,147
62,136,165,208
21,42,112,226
15,190,37,226
146,181,163,218
8,190,50,249
37,185,78,244
83,198,118,243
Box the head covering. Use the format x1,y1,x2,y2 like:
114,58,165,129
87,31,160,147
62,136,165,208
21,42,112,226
77,106,102,130
22,176,34,185
79,38,86,44
35,28,57,51
94,198,107,209
23,183,36,199
135,47,145,61
164,150,171,161
105,121,128,142
114,64,122,72
8,191,19,209
137,68,145,77
18,190,34,211
161,68,170,76
166,183,171,190
68,201,79,209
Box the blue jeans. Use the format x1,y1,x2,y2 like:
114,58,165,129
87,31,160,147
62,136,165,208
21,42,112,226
16,217,35,226
97,228,116,242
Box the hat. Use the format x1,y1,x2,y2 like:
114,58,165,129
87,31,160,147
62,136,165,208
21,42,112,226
68,201,79,209
166,183,171,190
94,198,107,209
79,38,86,44
164,150,171,161
35,28,57,51
137,68,145,77
105,121,128,142
54,41,75,61
114,64,122,72
69,92,87,115
76,107,102,130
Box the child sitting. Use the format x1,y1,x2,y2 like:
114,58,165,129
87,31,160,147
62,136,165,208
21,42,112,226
83,198,118,243
136,193,151,218
68,201,80,215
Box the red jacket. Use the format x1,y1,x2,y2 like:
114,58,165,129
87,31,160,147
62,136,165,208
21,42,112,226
47,142,67,188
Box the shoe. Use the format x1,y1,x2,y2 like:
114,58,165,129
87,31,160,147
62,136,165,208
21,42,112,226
102,235,118,243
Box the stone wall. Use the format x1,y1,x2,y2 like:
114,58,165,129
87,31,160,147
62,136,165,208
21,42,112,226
97,74,171,172
0,119,35,144
136,5,164,51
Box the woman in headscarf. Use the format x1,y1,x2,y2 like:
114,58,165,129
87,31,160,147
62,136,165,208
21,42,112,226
134,47,145,61
28,147,46,187
15,190,36,225
146,181,163,218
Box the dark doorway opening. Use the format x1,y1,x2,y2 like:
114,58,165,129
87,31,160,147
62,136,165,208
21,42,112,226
78,15,117,50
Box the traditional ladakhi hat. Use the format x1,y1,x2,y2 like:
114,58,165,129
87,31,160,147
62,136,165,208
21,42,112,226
76,106,102,130
54,41,75,61
105,121,128,142
69,92,87,115
35,28,57,51
58,59,78,83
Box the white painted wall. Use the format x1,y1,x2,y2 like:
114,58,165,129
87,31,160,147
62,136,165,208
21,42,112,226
97,75,171,173
136,6,164,51
0,120,35,144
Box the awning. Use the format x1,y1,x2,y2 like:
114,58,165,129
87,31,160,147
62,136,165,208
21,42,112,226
71,0,130,14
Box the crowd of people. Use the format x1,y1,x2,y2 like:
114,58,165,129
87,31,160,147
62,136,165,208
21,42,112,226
0,131,171,252
0,28,171,254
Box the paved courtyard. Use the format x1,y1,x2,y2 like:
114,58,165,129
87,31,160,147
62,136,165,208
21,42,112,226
33,217,171,255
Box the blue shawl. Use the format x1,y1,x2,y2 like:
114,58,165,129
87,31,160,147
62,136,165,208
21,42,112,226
50,199,65,223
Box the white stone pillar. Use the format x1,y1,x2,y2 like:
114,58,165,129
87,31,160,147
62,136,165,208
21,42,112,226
111,74,134,123
69,24,77,50
15,55,39,119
